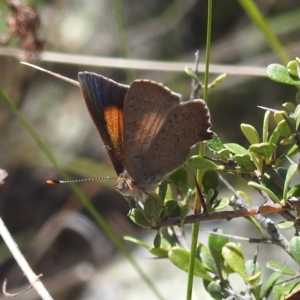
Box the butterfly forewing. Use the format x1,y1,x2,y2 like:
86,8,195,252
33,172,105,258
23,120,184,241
123,80,181,185
78,72,128,175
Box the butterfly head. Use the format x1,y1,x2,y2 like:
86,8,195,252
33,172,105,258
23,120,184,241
114,171,159,200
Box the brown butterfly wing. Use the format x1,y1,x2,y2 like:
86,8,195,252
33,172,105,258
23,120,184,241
78,72,129,175
143,99,212,184
123,80,181,184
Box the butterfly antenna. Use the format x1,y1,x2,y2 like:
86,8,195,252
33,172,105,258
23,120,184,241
47,176,117,184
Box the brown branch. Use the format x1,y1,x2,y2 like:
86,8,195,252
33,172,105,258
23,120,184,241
155,203,293,229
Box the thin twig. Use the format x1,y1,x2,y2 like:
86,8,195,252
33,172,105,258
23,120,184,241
221,174,290,250
0,47,268,75
2,275,43,297
156,203,293,228
190,50,201,99
0,217,53,300
203,230,275,244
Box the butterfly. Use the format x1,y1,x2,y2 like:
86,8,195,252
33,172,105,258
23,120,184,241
78,72,212,199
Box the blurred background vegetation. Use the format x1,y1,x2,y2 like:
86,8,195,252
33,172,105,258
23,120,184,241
0,0,300,299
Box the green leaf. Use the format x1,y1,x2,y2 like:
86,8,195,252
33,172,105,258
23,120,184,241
224,143,249,155
198,243,217,274
153,231,161,249
290,236,300,265
250,152,264,173
267,63,300,85
208,229,228,270
286,144,299,156
284,283,300,300
287,184,300,199
187,156,224,170
268,125,281,145
249,142,276,161
124,236,150,249
158,180,168,201
287,60,299,78
281,135,296,145
222,242,248,282
248,181,281,203
202,170,220,204
124,235,169,258
234,154,256,171
273,282,300,300
212,73,227,86
267,261,296,275
169,167,188,194
283,102,296,113
278,221,295,229
260,271,281,299
143,195,163,226
148,247,168,257
213,197,229,211
272,283,286,300
207,281,222,300
297,92,300,104
129,209,151,228
262,110,271,143
283,163,298,201
269,119,294,145
277,117,294,136
245,259,261,285
179,207,190,227
262,173,283,201
274,111,288,123
168,247,213,281
216,149,231,159
206,134,226,152
234,191,254,206
241,123,260,144
294,104,300,130
206,134,231,159
165,200,182,218
185,66,201,83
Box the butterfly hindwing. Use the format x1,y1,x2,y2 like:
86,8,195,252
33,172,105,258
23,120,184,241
145,99,212,181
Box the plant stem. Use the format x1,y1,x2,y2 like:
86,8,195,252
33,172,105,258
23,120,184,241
186,1,213,299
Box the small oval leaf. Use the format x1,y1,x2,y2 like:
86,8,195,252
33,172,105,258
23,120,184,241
248,181,281,203
287,60,299,78
283,163,298,201
169,167,188,194
241,123,260,144
235,154,256,172
198,243,217,274
290,236,300,265
267,261,296,275
187,156,224,170
129,209,151,228
224,143,249,155
222,242,248,281
168,247,213,281
202,170,220,200
249,142,276,160
208,229,228,269
267,63,300,86
278,221,294,229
